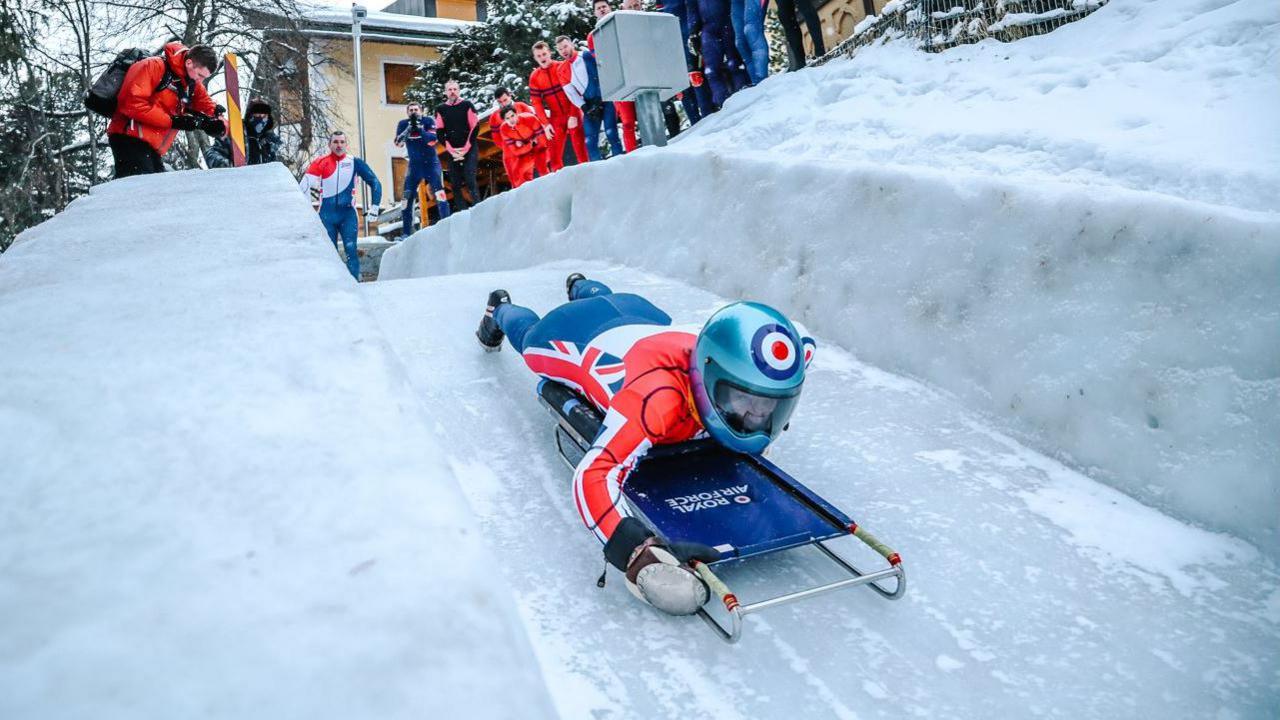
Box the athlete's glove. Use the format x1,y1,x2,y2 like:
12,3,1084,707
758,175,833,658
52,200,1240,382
170,114,200,131
583,98,606,123
604,517,720,616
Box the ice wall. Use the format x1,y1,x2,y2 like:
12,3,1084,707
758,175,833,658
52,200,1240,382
0,164,555,718
381,152,1280,555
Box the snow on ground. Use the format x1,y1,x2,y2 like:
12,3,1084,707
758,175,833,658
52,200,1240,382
367,263,1279,718
692,0,1280,215
381,0,1280,555
0,165,554,719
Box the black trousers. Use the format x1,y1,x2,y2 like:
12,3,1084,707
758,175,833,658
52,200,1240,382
776,0,826,68
109,133,165,178
443,145,480,210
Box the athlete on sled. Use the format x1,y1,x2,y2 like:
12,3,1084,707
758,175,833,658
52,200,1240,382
476,274,815,616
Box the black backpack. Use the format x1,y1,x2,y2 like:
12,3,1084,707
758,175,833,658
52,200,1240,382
84,48,179,118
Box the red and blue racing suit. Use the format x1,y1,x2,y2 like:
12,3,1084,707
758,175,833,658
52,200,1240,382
494,281,705,544
299,152,382,279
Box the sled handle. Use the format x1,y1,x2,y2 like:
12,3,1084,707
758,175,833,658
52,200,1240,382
848,522,902,567
691,561,744,643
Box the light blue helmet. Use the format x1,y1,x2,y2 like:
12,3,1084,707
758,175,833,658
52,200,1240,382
690,302,811,455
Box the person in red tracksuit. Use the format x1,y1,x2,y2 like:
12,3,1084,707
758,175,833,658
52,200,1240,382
499,107,548,188
106,41,226,178
529,41,587,171
489,87,550,187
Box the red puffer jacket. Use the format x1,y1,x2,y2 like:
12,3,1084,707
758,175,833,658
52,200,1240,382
106,41,218,154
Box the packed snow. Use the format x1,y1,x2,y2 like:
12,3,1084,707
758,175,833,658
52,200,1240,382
0,165,554,719
368,263,1279,718
698,0,1280,215
382,0,1280,555
3,0,1279,715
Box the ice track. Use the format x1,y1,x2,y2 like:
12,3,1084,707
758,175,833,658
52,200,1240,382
367,262,1279,720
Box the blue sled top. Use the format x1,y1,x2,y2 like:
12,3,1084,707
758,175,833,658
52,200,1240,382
623,442,855,563
539,376,855,564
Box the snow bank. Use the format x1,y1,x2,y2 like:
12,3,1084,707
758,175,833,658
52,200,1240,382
0,165,555,718
382,153,1279,555
692,0,1280,215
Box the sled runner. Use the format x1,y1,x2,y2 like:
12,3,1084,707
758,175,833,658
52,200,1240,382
538,380,907,644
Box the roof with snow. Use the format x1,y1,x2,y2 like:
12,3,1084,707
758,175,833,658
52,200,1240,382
254,4,476,45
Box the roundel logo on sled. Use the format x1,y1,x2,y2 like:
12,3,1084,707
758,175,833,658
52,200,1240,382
751,324,801,380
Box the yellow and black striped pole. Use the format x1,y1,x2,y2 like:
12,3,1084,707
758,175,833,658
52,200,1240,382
224,53,246,167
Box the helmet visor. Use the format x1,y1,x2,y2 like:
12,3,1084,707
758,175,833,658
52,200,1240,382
712,380,800,438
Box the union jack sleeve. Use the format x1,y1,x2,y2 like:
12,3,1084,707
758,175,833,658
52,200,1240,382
572,393,653,543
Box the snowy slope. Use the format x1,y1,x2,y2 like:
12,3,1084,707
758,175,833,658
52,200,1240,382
691,0,1280,215
0,165,555,718
368,264,1279,718
381,0,1280,555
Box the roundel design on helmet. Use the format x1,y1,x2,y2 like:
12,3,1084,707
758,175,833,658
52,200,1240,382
751,324,802,380
801,336,816,368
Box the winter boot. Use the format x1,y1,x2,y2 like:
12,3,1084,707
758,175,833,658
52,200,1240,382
476,289,510,352
565,272,586,301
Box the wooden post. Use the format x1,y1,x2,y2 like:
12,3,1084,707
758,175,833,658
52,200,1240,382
417,180,430,231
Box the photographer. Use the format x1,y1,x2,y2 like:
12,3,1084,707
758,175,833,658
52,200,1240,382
394,102,451,237
106,41,225,178
204,99,281,168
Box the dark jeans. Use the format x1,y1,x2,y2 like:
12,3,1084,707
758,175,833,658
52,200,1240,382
777,0,825,68
444,145,480,210
109,134,164,178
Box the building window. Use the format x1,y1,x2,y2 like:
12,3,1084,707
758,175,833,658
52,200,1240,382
383,63,417,105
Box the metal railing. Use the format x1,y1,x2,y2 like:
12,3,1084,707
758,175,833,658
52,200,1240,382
814,0,1108,62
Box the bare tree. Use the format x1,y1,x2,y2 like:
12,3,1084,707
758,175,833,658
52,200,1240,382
0,0,341,250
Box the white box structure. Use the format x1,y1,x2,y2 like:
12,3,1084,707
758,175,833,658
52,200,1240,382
593,10,689,103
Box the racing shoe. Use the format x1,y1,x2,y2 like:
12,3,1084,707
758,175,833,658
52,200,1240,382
565,272,586,301
604,516,721,616
476,289,510,352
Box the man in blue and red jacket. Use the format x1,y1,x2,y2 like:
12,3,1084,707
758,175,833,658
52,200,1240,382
299,131,383,280
395,102,451,237
557,35,607,162
475,275,815,615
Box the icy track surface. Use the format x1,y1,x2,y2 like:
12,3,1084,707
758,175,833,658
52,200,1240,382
382,0,1280,556
368,264,1279,719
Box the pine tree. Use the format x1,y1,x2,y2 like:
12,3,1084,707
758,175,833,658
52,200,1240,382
407,0,595,110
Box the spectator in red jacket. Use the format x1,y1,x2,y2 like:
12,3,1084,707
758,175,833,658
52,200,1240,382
489,87,550,187
106,41,225,178
499,106,549,188
529,40,587,171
